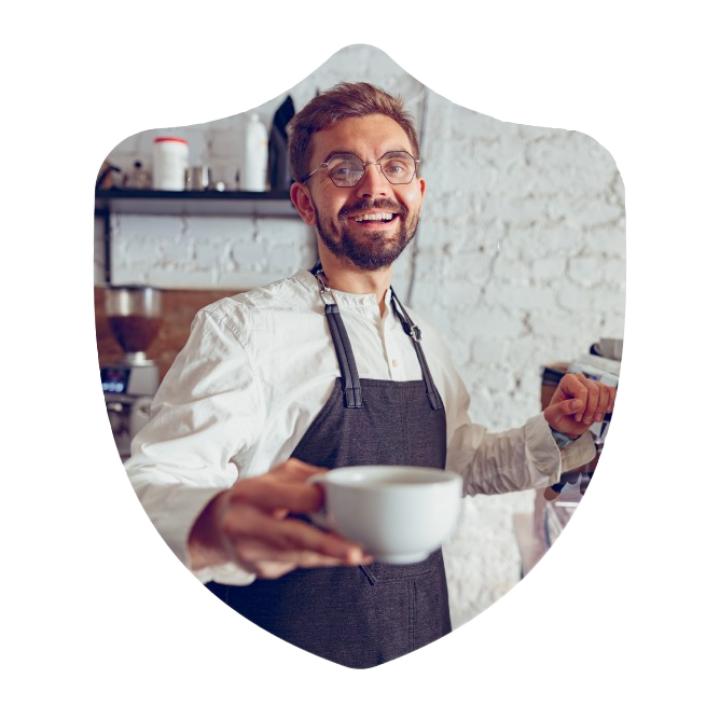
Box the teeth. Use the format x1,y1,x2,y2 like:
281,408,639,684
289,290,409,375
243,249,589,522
354,213,394,222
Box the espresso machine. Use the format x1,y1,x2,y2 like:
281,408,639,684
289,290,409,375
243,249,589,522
101,285,162,460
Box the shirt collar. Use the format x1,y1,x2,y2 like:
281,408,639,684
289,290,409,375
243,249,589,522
296,269,392,309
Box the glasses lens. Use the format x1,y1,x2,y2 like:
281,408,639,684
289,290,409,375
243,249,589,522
323,152,418,187
379,152,417,184
327,154,365,187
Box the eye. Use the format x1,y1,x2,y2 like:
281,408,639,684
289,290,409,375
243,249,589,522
333,165,353,177
385,163,407,176
327,156,363,183
380,153,415,180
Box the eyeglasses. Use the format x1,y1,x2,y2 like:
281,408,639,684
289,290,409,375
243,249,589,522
301,151,421,187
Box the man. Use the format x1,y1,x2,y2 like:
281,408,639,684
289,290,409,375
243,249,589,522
126,82,615,669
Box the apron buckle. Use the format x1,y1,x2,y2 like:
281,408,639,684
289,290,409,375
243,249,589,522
315,270,338,306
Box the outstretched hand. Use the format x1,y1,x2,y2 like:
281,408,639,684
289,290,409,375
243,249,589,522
189,458,372,579
543,372,616,438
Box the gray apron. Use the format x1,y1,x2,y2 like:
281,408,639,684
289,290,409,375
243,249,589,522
206,267,451,668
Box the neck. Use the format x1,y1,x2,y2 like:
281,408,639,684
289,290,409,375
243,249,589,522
316,247,393,314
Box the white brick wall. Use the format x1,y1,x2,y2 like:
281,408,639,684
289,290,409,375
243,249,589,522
96,44,625,630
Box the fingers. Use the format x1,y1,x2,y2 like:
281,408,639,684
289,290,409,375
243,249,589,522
590,381,613,421
230,476,324,515
254,548,373,580
560,373,617,424
267,457,328,483
578,376,616,423
223,505,358,559
212,458,369,579
228,458,328,514
221,505,368,577
545,373,618,436
577,375,600,425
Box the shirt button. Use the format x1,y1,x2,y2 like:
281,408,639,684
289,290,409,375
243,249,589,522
391,358,398,368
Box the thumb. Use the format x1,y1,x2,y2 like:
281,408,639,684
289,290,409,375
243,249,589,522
546,398,584,423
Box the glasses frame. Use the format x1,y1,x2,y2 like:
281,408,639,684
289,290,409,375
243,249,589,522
300,151,421,187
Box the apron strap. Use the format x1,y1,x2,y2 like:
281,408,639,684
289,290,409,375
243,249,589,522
325,304,363,408
390,291,443,411
311,263,362,408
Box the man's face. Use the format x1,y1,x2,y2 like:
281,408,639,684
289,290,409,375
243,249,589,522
294,114,426,271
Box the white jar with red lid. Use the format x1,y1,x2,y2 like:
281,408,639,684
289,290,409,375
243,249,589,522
152,137,189,191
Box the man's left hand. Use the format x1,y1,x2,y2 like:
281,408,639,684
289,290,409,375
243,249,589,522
543,372,616,439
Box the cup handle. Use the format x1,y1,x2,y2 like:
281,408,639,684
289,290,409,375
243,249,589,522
307,474,331,530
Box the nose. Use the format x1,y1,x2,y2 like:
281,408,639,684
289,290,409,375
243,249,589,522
354,162,390,199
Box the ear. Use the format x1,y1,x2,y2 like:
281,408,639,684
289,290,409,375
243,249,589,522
416,176,427,214
290,182,317,227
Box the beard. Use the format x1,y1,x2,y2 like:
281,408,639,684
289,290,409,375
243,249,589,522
312,196,420,271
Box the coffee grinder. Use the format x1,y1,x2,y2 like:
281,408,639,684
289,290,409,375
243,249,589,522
101,285,162,459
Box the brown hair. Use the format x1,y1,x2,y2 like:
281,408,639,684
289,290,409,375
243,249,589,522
287,82,420,182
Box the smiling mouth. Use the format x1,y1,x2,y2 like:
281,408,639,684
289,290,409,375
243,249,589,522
352,212,397,223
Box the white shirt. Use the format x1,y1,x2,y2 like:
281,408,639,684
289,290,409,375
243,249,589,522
125,269,595,585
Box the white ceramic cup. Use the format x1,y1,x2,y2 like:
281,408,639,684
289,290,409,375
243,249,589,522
309,465,463,564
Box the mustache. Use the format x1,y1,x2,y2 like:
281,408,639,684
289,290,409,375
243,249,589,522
338,198,407,220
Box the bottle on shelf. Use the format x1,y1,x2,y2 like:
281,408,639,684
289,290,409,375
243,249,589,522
124,161,152,189
239,113,269,192
269,95,295,190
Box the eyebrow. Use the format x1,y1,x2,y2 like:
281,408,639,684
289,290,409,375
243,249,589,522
321,148,413,163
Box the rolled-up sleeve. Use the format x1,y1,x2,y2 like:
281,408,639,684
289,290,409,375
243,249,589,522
445,387,597,495
423,326,596,495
